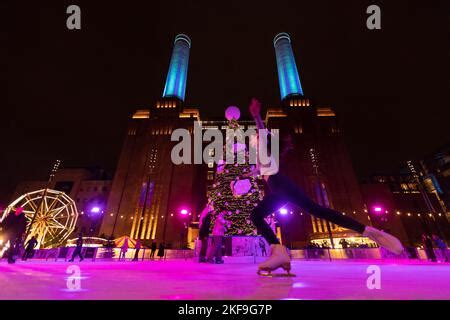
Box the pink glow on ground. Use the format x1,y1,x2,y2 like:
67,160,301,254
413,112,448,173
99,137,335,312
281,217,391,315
0,259,449,300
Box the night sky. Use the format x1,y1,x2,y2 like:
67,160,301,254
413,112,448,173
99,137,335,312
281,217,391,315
3,0,449,204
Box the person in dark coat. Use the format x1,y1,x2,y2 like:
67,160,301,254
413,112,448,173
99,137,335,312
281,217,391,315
150,241,157,259
22,235,38,261
1,207,27,264
422,234,437,262
198,204,214,262
432,235,448,262
157,243,165,260
259,238,267,257
133,239,141,261
69,234,84,262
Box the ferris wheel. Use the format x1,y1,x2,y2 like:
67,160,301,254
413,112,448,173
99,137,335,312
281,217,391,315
2,189,78,248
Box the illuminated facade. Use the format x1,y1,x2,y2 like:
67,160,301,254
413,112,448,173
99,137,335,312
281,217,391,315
96,33,376,249
273,33,304,100
162,34,191,102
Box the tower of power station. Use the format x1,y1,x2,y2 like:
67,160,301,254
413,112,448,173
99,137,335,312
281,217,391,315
162,34,192,102
273,32,304,100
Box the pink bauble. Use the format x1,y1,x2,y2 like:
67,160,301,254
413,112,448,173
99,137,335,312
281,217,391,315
225,106,241,121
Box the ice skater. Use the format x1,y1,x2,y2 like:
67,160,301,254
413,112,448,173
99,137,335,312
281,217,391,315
22,235,38,261
0,207,27,264
245,98,404,275
432,235,448,262
207,211,229,264
198,203,214,263
157,242,165,260
133,238,141,261
119,238,129,261
69,234,84,262
259,238,267,257
150,241,157,259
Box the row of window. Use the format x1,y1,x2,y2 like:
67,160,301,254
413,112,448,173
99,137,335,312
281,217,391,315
156,101,178,109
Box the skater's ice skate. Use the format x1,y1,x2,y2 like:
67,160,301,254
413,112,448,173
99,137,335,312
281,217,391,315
257,244,295,277
363,226,404,255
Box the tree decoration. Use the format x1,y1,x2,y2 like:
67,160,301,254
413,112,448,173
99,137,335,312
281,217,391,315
207,108,263,236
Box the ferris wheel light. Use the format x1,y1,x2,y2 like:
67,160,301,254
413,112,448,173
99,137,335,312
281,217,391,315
2,189,78,249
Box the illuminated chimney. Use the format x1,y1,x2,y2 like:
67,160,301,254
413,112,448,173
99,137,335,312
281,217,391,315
273,32,304,101
162,34,191,102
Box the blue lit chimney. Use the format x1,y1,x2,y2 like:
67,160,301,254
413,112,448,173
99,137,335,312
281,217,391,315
273,33,304,100
162,34,191,102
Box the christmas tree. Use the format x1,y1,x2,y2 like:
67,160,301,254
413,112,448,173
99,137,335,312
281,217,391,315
207,107,264,236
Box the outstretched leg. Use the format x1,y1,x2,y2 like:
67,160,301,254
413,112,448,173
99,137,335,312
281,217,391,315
268,174,403,254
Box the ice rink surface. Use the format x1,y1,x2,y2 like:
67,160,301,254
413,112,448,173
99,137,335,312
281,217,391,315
1,258,449,300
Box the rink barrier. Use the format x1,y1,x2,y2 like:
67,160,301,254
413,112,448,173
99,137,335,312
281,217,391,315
13,247,449,262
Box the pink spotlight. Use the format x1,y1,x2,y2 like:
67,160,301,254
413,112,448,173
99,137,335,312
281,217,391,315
180,209,188,215
279,208,288,215
373,206,383,213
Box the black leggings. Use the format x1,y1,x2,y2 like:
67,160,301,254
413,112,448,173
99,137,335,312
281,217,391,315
250,174,366,245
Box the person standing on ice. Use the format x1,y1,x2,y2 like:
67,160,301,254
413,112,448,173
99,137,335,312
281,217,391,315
432,235,448,262
22,235,38,261
207,211,229,264
198,203,214,263
245,98,404,275
69,234,84,262
157,242,165,260
133,238,141,261
119,238,129,261
150,241,157,259
1,207,27,264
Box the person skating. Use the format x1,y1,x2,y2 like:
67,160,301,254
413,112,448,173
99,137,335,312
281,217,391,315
133,239,141,261
432,235,448,262
207,211,229,264
422,234,437,262
119,238,129,261
22,235,38,261
0,207,27,264
69,234,84,262
150,241,157,259
198,203,214,263
259,238,267,257
157,242,165,260
246,98,404,275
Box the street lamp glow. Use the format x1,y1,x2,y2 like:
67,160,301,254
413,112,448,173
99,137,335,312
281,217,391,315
90,207,101,214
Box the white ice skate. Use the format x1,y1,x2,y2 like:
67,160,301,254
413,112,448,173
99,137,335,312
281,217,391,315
257,244,295,277
363,226,404,255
